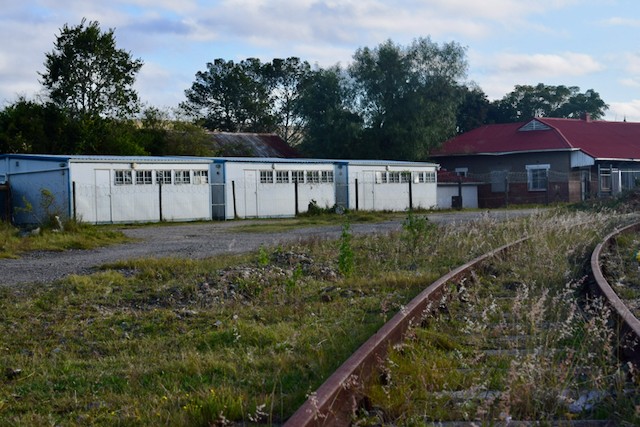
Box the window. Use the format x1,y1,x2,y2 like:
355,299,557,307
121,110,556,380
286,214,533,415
307,170,320,183
175,170,191,184
388,172,401,183
321,170,334,183
526,164,549,191
291,170,304,183
400,172,411,183
375,171,386,184
135,170,152,185
260,170,274,183
156,170,172,184
276,170,289,183
455,167,468,177
425,171,436,183
193,170,208,184
115,170,133,185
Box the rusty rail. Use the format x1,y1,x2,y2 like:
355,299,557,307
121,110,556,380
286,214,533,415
285,237,529,427
590,221,640,364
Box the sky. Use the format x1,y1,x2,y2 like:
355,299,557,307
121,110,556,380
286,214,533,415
1,0,640,122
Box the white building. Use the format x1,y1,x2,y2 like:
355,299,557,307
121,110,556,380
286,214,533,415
0,154,212,225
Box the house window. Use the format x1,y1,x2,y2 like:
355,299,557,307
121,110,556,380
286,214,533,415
156,170,172,184
175,170,191,184
115,170,133,185
526,164,550,191
389,172,401,183
193,170,208,184
276,170,289,183
375,171,386,184
400,172,411,183
291,170,304,183
455,167,468,177
135,170,152,185
260,170,274,183
307,170,320,183
425,171,436,183
321,170,334,183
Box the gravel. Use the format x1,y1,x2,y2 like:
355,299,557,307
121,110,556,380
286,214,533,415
0,209,542,287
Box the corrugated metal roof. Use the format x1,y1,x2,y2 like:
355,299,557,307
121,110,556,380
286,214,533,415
0,154,211,164
432,117,640,161
208,132,300,158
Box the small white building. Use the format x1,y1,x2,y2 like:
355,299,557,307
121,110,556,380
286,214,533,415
210,158,337,219
0,154,212,225
337,160,439,211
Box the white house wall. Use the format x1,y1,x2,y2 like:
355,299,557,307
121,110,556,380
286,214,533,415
437,184,479,209
221,161,336,219
345,165,438,211
70,161,211,224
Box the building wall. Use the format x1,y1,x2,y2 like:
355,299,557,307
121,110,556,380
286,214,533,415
0,157,71,225
345,164,438,211
437,184,479,209
221,161,336,219
70,161,211,224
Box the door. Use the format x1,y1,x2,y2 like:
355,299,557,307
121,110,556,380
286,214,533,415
244,170,258,218
581,170,590,201
94,169,112,223
363,171,375,210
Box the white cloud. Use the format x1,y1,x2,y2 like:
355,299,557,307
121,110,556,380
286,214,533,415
487,52,603,78
608,100,640,123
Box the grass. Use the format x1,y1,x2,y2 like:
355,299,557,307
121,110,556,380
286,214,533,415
0,207,638,425
0,220,129,259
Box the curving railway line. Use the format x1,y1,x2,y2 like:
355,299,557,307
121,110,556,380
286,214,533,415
286,221,640,426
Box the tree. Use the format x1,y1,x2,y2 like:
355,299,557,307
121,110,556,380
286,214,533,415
297,66,363,158
488,83,608,123
40,19,143,119
455,84,490,133
348,38,467,160
262,57,311,146
182,58,275,132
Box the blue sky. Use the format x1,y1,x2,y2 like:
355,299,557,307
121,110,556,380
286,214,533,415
1,0,640,121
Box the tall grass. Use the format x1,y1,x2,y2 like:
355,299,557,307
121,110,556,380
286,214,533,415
0,208,635,425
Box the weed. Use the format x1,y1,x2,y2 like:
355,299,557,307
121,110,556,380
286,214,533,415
337,221,354,277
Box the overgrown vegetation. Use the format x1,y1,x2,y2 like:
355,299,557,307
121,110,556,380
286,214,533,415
0,208,638,425
0,219,128,258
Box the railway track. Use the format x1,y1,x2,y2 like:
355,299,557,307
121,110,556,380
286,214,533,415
286,221,640,426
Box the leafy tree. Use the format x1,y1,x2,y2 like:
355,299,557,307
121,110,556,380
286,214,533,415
349,37,467,160
262,57,311,146
456,84,490,133
488,83,608,122
0,98,76,153
182,58,275,132
40,18,143,119
297,67,363,158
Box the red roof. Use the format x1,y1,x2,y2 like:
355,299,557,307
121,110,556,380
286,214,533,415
431,117,640,161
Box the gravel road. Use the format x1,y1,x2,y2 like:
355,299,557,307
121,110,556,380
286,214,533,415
0,209,542,286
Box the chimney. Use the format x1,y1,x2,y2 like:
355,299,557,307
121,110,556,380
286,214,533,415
580,112,592,122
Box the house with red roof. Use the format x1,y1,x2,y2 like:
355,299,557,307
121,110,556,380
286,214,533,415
430,115,640,207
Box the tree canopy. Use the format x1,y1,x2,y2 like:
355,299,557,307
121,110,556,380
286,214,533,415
40,19,143,119
487,83,609,123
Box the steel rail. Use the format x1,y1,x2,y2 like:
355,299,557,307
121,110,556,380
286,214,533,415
285,237,529,427
590,221,640,364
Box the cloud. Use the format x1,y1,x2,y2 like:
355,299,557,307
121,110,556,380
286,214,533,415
608,100,640,123
487,52,603,78
602,17,640,27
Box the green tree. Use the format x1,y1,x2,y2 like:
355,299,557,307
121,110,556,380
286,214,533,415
262,57,311,146
181,58,275,132
349,37,467,160
297,66,363,158
488,83,609,122
456,84,490,133
40,18,143,119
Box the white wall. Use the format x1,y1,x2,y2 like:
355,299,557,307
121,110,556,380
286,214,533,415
70,161,211,224
437,184,479,209
222,161,336,219
346,164,438,211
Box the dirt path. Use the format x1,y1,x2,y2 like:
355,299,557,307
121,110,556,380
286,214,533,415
0,209,541,286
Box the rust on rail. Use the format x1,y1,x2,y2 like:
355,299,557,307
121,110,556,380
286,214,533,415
591,221,640,364
285,237,529,427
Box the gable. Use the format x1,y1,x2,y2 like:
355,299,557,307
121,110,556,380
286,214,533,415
518,119,552,132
